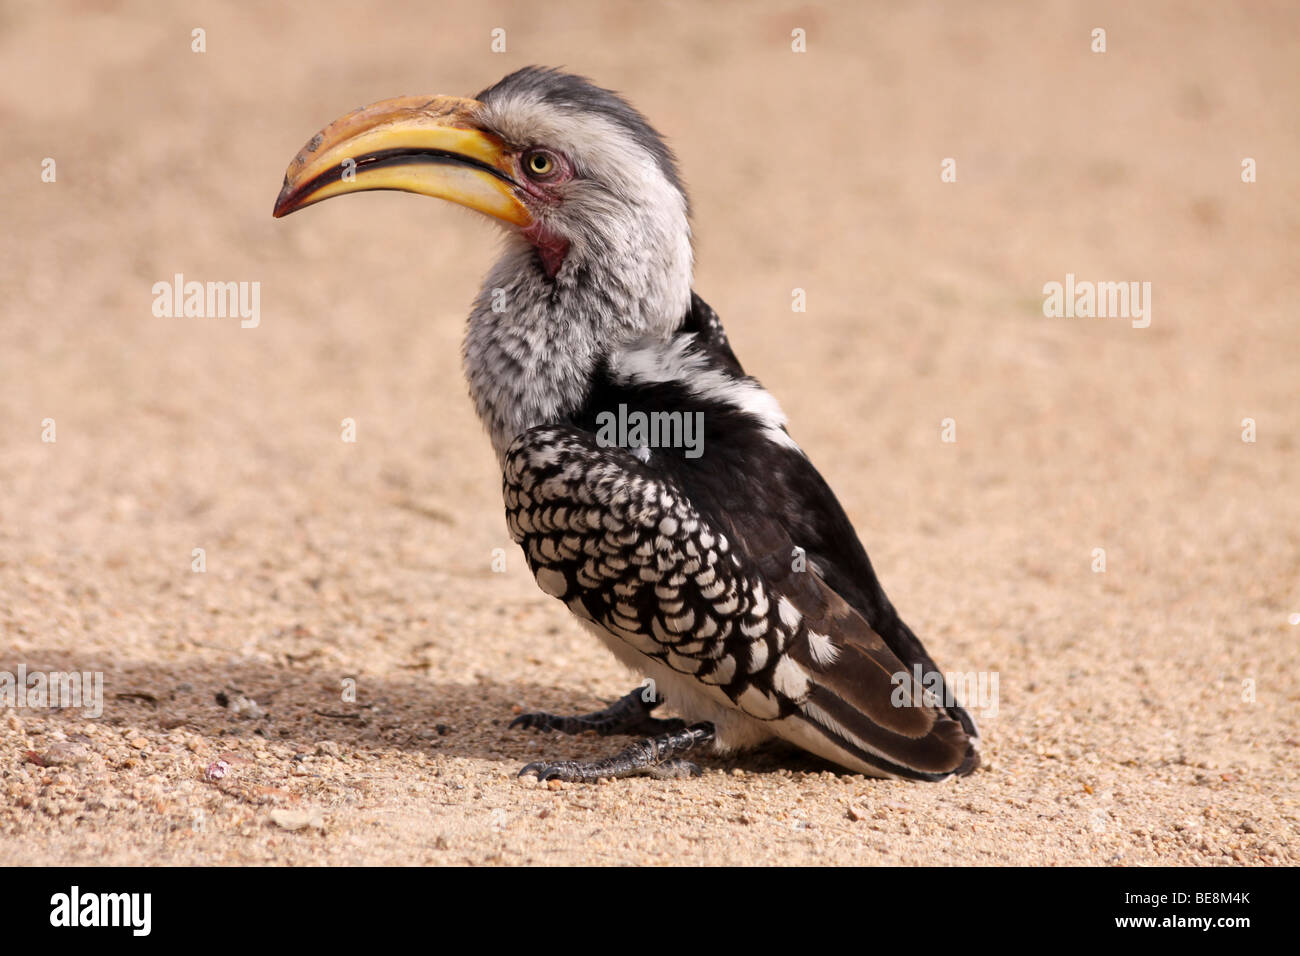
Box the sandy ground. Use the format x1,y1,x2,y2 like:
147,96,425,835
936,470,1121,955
1,0,1297,866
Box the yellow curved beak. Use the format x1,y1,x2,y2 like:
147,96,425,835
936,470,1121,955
272,95,532,227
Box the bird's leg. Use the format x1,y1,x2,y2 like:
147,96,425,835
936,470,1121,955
510,686,686,736
519,722,715,782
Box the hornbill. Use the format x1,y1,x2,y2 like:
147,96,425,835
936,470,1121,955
274,67,980,782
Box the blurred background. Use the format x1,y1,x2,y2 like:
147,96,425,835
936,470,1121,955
0,1,1295,865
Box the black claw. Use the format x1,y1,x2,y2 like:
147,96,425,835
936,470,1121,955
510,713,555,732
518,761,582,782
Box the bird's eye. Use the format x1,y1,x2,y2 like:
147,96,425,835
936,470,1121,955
524,150,556,178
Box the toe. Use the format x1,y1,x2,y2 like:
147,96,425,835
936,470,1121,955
510,713,553,732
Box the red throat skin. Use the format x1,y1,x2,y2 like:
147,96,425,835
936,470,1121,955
523,223,571,279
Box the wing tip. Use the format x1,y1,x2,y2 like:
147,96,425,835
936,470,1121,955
953,737,981,777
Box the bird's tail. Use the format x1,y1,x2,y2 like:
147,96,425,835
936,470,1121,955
891,618,982,776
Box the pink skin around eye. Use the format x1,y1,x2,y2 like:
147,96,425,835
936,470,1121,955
516,152,573,279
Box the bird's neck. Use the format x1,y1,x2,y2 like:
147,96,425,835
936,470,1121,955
463,236,693,463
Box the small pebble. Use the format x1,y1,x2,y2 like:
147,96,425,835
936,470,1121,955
42,742,91,766
269,808,325,831
228,696,265,719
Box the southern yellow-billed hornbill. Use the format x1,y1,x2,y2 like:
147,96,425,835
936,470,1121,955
274,67,980,782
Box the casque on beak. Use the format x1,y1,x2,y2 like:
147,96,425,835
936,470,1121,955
271,95,532,227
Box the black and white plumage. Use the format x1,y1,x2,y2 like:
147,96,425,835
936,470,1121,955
274,67,980,781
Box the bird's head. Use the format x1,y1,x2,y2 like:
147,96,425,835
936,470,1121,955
273,67,693,332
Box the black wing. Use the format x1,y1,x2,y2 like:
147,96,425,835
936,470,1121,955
677,294,980,741
503,425,978,779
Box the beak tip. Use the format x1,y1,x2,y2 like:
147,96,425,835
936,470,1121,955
272,184,297,219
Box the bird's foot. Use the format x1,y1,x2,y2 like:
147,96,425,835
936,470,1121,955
510,686,686,737
519,722,714,782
